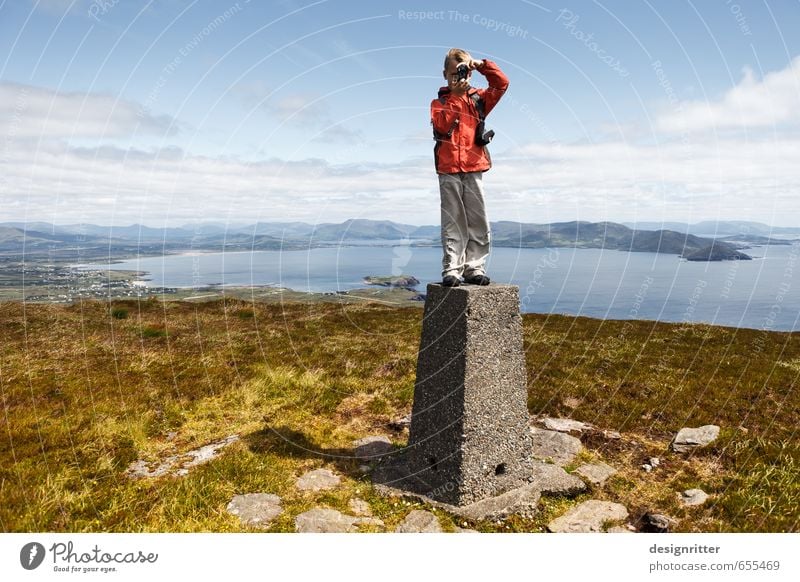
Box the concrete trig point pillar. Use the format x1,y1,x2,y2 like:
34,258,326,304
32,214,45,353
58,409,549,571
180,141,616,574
405,283,534,506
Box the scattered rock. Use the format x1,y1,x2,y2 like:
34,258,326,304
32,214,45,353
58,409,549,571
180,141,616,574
126,434,240,479
530,427,583,466
455,484,541,521
680,488,709,506
126,459,172,480
649,457,661,467
641,512,675,533
574,462,617,486
542,417,593,433
395,510,442,533
173,435,240,476
226,493,282,527
295,508,359,533
529,461,586,497
348,498,372,516
642,463,653,472
353,436,393,460
547,500,629,533
602,430,622,440
389,414,411,430
672,425,720,453
296,468,341,492
357,464,372,474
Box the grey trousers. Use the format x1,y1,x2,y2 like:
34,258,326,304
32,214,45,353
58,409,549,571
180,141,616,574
438,171,490,278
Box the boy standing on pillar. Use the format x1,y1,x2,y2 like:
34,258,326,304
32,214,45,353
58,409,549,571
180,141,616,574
431,48,508,287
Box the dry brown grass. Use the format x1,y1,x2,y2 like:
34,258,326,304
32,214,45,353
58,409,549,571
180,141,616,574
0,298,797,532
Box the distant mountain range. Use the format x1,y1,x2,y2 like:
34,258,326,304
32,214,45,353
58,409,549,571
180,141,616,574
621,220,800,237
2,219,796,263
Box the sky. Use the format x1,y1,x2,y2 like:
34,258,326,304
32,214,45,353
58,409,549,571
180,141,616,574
1,0,800,228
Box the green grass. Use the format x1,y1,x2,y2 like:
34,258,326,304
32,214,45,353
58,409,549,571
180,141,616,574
0,298,797,532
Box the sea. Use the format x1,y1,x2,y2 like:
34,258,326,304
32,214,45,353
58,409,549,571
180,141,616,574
77,241,800,332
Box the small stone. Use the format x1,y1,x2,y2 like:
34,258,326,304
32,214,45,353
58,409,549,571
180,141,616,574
352,436,393,460
395,510,442,533
649,457,661,467
348,498,372,516
389,414,411,430
296,468,341,492
358,464,371,474
642,512,674,533
680,488,709,506
547,500,628,533
574,462,617,486
454,484,541,521
530,427,583,466
226,493,282,527
125,434,239,479
529,461,586,497
295,508,358,533
601,430,622,440
642,464,653,472
542,417,592,433
672,425,720,453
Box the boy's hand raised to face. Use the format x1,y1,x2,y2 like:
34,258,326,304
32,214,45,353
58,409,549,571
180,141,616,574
446,58,483,94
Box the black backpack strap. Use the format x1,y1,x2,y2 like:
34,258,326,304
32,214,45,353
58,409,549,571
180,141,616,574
470,92,486,122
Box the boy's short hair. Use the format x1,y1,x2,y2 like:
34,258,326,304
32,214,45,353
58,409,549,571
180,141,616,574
444,48,471,71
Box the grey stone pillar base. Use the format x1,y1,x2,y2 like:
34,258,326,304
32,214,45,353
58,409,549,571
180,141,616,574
370,283,537,519
371,462,541,521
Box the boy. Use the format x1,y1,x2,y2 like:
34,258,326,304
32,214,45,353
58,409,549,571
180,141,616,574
431,48,508,287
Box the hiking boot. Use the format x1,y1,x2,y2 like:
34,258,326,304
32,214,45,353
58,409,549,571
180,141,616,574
442,275,461,287
463,273,490,286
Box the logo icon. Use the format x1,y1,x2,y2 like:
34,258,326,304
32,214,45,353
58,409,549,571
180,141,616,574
20,542,46,570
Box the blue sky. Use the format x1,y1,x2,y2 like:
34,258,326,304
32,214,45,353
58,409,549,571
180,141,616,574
2,0,800,227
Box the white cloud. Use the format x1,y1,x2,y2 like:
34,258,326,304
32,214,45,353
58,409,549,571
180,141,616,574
1,134,798,227
0,81,175,139
234,81,364,143
656,56,800,133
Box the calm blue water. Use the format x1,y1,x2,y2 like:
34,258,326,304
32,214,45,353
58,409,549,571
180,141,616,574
77,244,800,331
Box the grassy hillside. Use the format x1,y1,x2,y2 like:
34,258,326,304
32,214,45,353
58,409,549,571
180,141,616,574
0,298,797,532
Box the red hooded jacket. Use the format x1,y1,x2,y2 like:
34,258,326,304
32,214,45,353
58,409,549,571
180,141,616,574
430,59,508,174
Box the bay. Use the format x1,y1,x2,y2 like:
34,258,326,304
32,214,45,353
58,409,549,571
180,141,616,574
79,243,800,331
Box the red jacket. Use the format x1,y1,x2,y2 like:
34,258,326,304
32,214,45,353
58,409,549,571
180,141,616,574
431,59,508,174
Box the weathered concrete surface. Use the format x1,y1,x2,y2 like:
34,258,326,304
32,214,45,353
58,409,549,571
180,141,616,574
403,284,534,506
